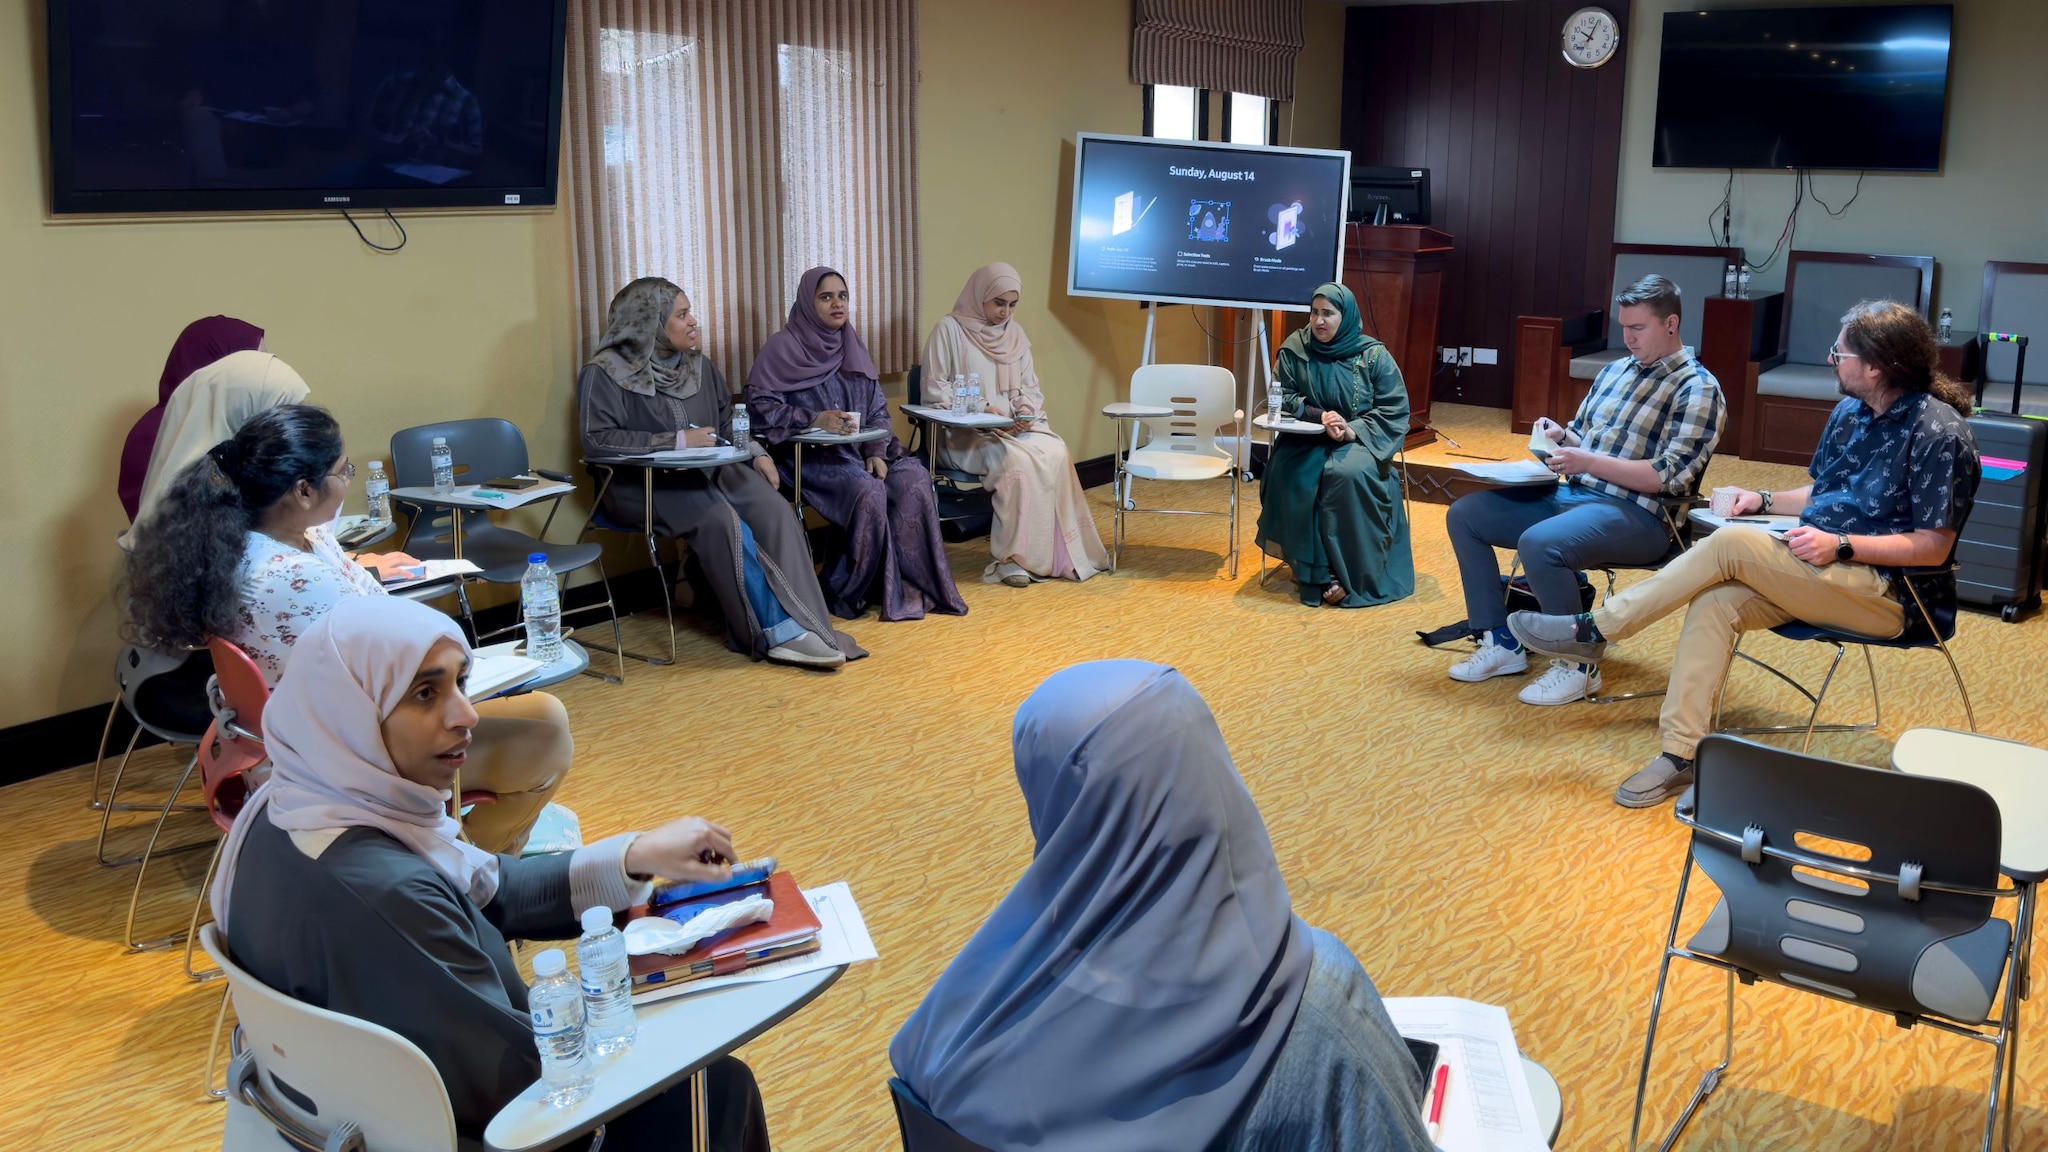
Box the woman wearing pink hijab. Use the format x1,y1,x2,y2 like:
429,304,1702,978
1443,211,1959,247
746,266,967,622
921,263,1107,586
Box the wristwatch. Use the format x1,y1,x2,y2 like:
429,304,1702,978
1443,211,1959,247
1836,533,1854,562
1758,490,1774,513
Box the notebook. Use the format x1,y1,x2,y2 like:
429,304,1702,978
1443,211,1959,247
625,870,822,988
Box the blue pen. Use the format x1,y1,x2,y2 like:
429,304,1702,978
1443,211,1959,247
471,489,507,501
651,856,777,907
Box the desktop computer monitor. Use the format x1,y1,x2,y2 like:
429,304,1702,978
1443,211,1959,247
1347,166,1430,226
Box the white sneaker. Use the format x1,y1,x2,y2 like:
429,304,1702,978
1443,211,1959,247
1447,634,1527,682
1517,659,1603,706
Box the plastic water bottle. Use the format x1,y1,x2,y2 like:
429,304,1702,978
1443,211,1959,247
577,906,636,1056
364,461,391,524
1723,262,1739,298
528,949,594,1108
430,436,455,495
1938,307,1955,345
951,373,968,416
1267,378,1283,427
1737,263,1752,300
730,404,751,450
521,554,563,664
966,373,984,414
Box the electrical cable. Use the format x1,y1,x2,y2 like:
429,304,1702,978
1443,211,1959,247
1746,171,1804,274
343,208,407,252
1190,305,1260,345
1809,169,1866,218
1705,168,1734,246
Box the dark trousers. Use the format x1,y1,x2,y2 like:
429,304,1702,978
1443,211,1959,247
586,1055,770,1152
1446,484,1670,631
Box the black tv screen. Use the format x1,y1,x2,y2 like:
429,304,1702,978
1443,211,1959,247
1653,5,1952,171
47,0,568,213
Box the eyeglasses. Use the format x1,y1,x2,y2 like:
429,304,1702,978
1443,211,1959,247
329,460,357,484
1826,343,1863,364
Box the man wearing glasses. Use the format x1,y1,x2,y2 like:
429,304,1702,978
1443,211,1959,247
1507,300,1980,808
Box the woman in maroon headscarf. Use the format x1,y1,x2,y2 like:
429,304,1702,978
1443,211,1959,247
118,316,266,522
745,267,966,622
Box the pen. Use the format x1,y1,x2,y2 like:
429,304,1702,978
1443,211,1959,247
470,489,507,501
1425,1062,1450,1142
1448,451,1507,461
1724,516,1774,524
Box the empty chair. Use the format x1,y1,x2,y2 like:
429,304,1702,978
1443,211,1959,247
1630,735,2023,1152
1108,364,1243,577
389,417,622,675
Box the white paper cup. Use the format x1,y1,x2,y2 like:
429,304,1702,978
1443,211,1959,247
1528,424,1555,457
1709,486,1741,517
845,411,863,434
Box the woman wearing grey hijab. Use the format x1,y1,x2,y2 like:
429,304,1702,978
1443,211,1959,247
890,660,1435,1152
579,277,864,668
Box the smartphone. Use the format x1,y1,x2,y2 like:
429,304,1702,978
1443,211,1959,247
1404,1037,1440,1084
335,522,381,548
481,476,541,491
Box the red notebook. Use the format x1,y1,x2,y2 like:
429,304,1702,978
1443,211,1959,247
625,870,821,988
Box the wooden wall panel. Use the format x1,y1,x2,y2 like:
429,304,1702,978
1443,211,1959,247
1342,0,1628,410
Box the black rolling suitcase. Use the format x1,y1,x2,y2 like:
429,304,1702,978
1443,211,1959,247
1956,411,2048,622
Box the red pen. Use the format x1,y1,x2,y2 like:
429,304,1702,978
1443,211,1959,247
1426,1062,1450,1142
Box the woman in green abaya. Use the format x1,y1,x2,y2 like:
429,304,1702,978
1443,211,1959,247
1255,283,1415,608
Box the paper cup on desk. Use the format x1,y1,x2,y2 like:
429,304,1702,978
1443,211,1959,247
1527,424,1555,458
1709,486,1741,517
845,411,863,434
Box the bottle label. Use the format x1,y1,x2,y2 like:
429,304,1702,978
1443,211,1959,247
582,972,629,997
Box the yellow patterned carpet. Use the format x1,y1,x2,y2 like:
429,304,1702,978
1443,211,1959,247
11,403,2048,1150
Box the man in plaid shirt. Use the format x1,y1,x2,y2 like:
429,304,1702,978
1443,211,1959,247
1442,275,1725,707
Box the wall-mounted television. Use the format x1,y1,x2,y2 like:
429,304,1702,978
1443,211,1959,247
1652,4,1953,172
1067,133,1351,312
47,0,569,214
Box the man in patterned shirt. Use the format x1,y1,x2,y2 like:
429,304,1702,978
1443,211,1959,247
1444,275,1725,706
1510,301,1980,808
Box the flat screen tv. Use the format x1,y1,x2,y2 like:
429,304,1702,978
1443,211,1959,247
1067,133,1350,312
1653,4,1952,171
47,0,569,213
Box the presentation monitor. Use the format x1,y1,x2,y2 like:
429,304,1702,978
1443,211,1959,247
1067,133,1351,312
1653,4,1953,171
1348,166,1431,226
46,0,570,214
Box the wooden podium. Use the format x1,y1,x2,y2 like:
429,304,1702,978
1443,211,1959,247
1343,225,1453,448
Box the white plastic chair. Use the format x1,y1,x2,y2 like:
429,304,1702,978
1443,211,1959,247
203,924,599,1152
1108,364,1243,577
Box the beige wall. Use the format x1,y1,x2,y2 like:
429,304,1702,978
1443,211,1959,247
0,0,582,728
916,0,1349,462
4,0,1347,731
1616,0,2048,326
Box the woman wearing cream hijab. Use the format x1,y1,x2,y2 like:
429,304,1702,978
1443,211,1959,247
920,263,1107,586
123,348,310,549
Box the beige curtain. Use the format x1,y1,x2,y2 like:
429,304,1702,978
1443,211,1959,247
564,0,920,383
1131,0,1304,102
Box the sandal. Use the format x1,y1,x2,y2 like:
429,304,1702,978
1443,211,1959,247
1321,581,1347,606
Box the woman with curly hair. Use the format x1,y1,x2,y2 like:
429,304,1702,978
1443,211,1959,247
124,404,573,854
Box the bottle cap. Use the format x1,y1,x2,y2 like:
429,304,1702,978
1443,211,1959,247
533,948,567,976
433,436,446,445
369,460,384,469
529,552,548,564
581,906,616,935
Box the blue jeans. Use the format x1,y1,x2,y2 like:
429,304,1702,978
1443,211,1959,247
739,520,806,647
1447,484,1671,631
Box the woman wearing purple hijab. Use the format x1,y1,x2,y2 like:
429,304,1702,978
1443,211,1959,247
745,267,967,621
118,315,265,521
891,661,1436,1152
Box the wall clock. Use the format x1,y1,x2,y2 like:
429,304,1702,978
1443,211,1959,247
1562,7,1620,69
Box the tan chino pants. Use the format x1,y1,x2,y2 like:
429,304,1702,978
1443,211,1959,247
1590,527,1905,758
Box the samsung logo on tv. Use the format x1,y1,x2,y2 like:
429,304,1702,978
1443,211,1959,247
323,195,352,203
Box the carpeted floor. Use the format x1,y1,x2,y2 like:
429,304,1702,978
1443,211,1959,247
9,402,2045,1150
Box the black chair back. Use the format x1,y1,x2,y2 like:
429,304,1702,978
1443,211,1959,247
389,418,534,550
888,1078,993,1152
1686,735,2006,1020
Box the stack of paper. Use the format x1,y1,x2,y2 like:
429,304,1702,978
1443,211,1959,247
466,650,544,699
1447,460,1557,485
632,445,747,463
1382,997,1549,1152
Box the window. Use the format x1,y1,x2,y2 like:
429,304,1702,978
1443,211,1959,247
1225,93,1272,146
1143,84,1204,140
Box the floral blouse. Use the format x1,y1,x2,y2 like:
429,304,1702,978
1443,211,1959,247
231,527,386,685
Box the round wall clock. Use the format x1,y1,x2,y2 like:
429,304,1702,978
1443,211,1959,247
1562,7,1620,69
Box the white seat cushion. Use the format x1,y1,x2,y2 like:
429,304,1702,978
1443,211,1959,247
1570,350,1627,381
1125,448,1234,482
1758,363,1842,401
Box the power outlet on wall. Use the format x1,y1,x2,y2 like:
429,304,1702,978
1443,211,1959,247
1456,347,1474,368
1440,346,1458,364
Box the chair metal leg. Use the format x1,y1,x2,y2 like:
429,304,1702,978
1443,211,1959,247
95,727,143,865
1226,468,1240,580
182,840,227,982
1631,851,1737,1152
690,1067,709,1152
88,696,121,810
124,752,214,952
202,987,233,1101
